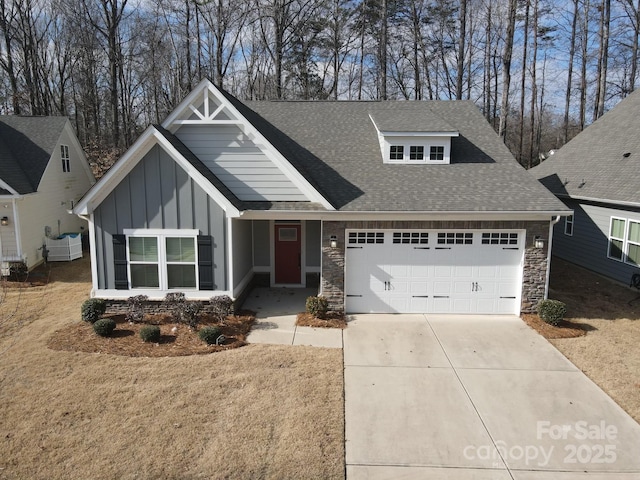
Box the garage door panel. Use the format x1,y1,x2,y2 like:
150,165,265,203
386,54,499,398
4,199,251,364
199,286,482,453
345,230,524,315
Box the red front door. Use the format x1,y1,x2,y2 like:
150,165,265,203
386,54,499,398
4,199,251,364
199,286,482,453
274,224,302,284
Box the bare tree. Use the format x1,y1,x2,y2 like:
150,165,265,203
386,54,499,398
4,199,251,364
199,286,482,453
498,0,517,139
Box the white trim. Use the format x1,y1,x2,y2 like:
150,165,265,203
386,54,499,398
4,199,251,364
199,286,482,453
173,119,243,125
0,179,18,195
92,289,231,301
380,131,460,137
555,193,640,209
607,216,627,262
161,79,334,210
233,268,254,298
125,230,199,291
11,198,22,259
73,126,240,217
227,216,234,294
88,213,99,295
239,210,571,221
607,215,640,266
124,228,199,236
564,215,574,236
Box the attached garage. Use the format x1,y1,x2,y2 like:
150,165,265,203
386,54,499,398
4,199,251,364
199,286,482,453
344,230,524,315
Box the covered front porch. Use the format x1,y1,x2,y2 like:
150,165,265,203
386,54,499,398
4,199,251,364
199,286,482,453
230,219,322,302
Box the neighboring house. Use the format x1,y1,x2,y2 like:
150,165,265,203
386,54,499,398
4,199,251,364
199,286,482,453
74,79,569,315
0,116,95,272
532,90,640,286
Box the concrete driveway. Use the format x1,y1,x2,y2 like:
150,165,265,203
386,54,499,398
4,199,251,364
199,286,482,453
344,314,640,479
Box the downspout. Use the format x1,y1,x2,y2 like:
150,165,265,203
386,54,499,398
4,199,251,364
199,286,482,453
544,215,562,300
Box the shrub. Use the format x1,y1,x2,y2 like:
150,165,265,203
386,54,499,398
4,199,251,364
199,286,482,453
81,298,106,323
210,295,233,322
126,295,148,323
182,302,202,329
537,299,567,326
164,292,202,328
306,296,328,319
93,318,116,337
198,326,222,345
140,325,161,343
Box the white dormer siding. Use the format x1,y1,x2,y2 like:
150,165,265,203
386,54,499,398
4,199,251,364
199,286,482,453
370,114,458,165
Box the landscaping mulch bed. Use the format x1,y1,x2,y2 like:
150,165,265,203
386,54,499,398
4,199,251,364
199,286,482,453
47,312,255,357
296,312,347,329
522,313,588,339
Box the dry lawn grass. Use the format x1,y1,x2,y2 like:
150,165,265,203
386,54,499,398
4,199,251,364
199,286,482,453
0,257,345,480
541,258,640,423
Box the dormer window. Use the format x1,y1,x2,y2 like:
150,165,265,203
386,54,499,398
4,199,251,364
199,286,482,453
410,146,424,160
370,114,459,165
390,145,404,160
430,146,444,161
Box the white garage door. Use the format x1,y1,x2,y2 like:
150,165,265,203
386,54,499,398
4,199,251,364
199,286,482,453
344,230,524,314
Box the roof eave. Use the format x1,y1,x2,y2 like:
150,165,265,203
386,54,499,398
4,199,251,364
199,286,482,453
239,209,571,221
555,193,640,209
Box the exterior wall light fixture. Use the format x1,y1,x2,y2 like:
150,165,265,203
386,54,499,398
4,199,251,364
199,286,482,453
1,216,9,226
534,236,544,249
330,235,338,248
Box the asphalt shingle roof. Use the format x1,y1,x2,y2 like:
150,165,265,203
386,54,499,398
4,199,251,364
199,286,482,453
531,89,640,206
0,116,68,194
239,100,567,212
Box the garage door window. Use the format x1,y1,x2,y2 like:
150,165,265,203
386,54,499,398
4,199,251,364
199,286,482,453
393,232,428,244
481,232,518,245
437,232,473,245
348,232,384,244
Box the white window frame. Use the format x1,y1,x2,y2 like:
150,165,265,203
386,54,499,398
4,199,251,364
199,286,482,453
607,216,640,266
564,215,574,236
608,217,626,262
61,145,70,173
626,220,640,266
124,229,199,290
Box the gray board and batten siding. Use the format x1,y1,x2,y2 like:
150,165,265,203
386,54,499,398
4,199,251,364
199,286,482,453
93,144,227,290
174,124,307,202
553,198,640,284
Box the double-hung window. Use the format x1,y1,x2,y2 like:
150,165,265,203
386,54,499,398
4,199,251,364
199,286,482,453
627,220,640,265
608,217,640,266
61,145,70,172
564,215,574,236
126,229,198,290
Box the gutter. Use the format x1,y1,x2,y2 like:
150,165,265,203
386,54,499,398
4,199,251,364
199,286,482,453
556,193,640,209
238,209,572,221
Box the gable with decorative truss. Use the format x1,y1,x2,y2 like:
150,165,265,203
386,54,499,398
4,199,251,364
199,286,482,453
161,80,331,206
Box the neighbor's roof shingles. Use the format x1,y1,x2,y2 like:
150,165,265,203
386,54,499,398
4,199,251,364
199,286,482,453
0,116,69,194
531,89,640,206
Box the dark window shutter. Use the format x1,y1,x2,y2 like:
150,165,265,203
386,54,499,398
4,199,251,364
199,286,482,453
113,234,129,290
198,235,214,290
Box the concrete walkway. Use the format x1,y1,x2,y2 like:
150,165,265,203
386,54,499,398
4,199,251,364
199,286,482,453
244,287,342,348
344,314,640,479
